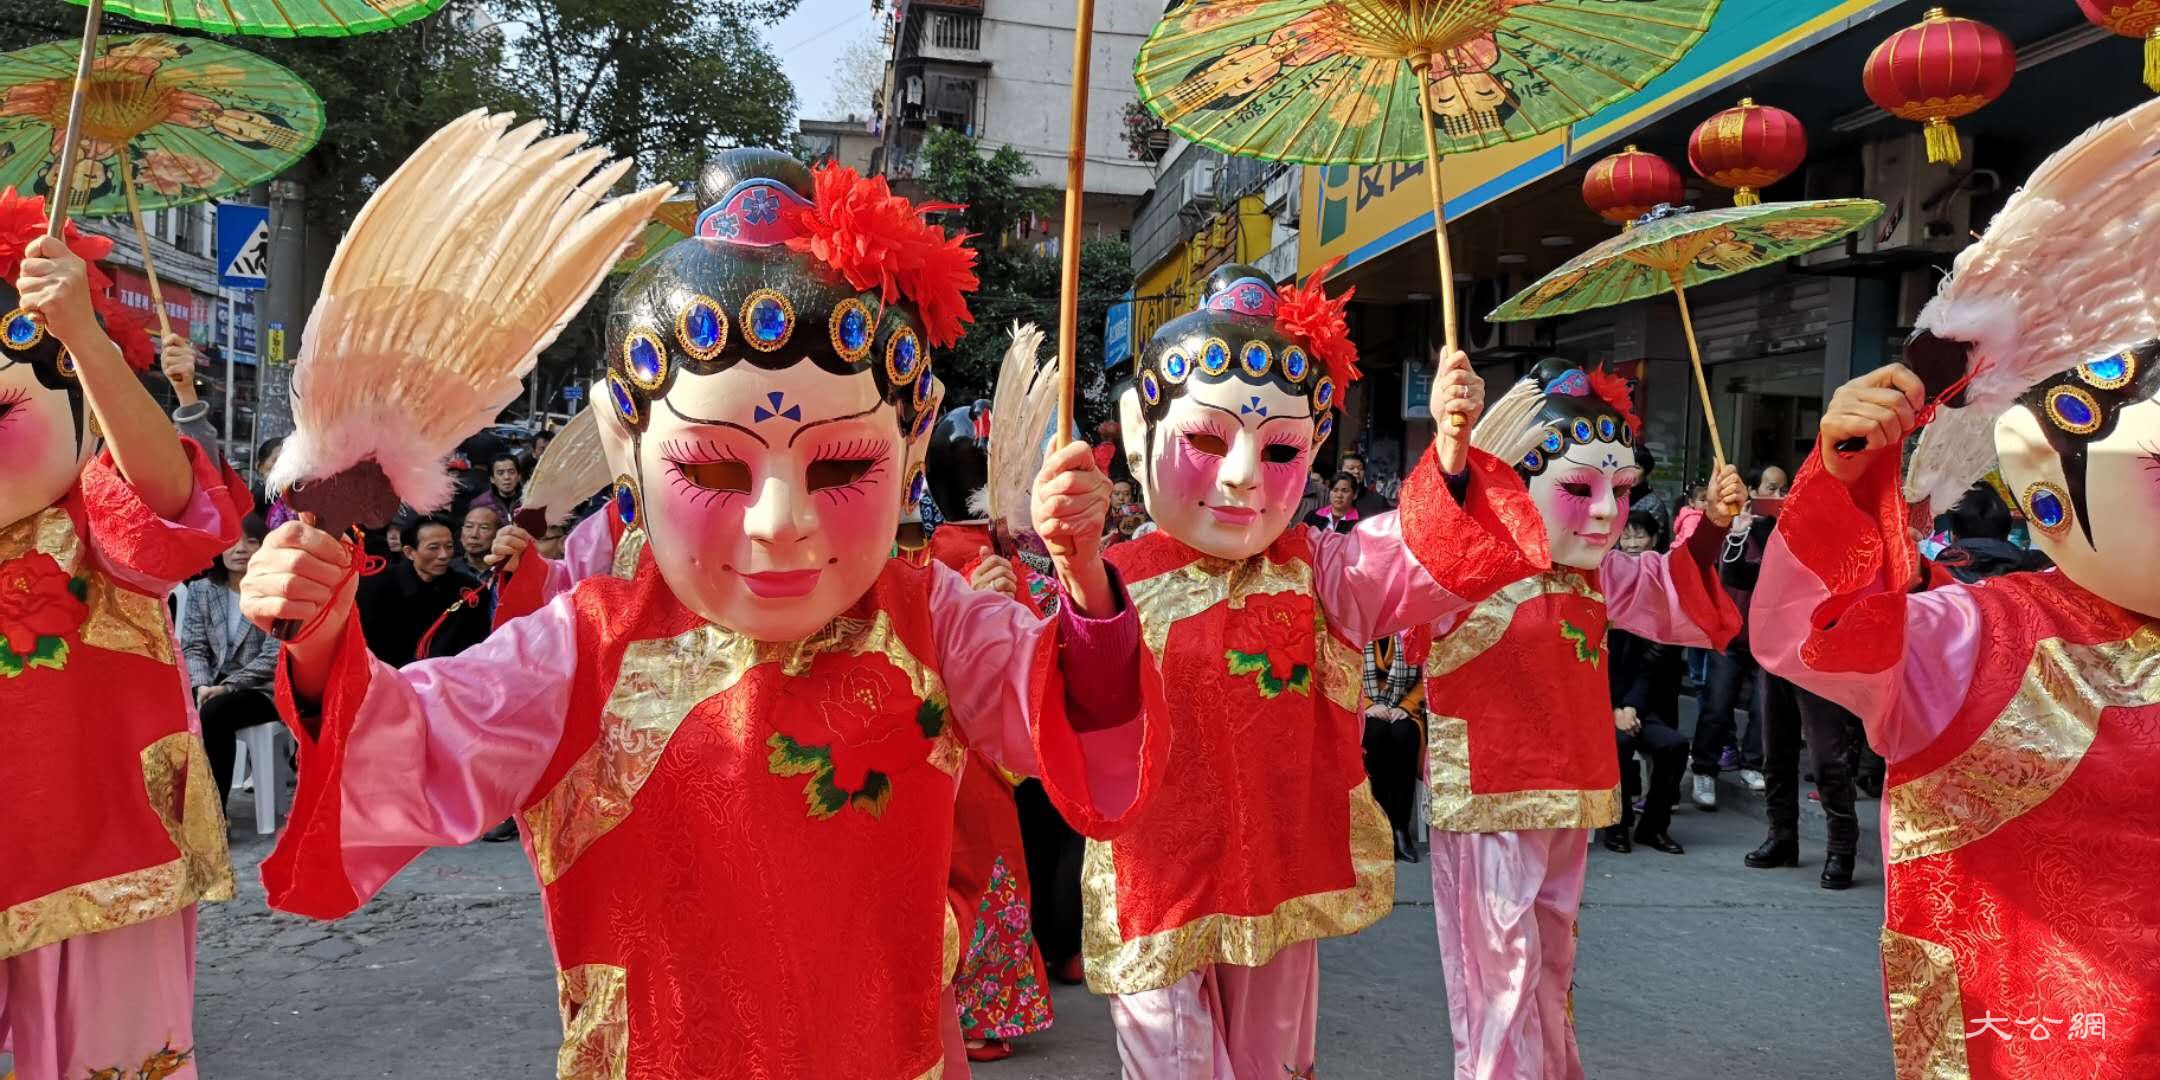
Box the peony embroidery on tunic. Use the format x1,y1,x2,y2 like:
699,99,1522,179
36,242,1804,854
86,1043,194,1080
767,655,949,819
1224,590,1315,698
1559,619,1603,667
0,550,88,677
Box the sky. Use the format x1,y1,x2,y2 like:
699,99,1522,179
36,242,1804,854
768,0,885,122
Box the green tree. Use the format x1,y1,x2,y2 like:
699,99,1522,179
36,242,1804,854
912,131,1130,434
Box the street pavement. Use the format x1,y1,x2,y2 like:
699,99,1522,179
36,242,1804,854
195,777,1892,1079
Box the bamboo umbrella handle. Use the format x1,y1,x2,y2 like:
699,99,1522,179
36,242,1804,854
1668,271,1726,470
119,153,177,345
1051,0,1098,458
47,0,105,237
1412,56,1466,434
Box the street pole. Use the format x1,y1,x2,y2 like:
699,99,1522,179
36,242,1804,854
256,178,306,444
222,290,237,458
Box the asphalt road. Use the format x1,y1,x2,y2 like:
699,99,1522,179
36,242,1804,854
193,779,1891,1079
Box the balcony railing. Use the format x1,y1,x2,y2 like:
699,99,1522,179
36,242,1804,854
928,12,980,51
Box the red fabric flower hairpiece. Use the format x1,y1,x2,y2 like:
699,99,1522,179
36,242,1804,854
0,188,154,371
783,165,980,349
1587,366,1642,435
1274,256,1360,386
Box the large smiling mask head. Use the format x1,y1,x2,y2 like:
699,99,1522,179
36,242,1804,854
596,150,970,641
0,190,156,528
1120,262,1359,560
1476,358,1642,571
1993,340,2160,617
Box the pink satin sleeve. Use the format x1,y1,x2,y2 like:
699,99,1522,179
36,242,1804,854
928,561,1146,823
1752,532,1982,765
1600,512,1740,650
1308,513,1471,645
326,595,578,900
535,512,616,603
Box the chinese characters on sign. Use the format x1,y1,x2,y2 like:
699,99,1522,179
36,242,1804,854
1965,1012,2107,1041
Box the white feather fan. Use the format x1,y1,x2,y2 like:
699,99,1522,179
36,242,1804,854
984,322,1061,541
1469,375,1546,468
519,407,608,526
1905,96,2160,509
270,110,674,514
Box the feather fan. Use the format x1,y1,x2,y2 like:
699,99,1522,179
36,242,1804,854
269,110,674,521
515,407,608,530
984,322,1061,546
1905,96,2160,508
1469,375,1545,468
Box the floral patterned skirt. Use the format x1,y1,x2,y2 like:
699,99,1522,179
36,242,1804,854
954,855,1054,1040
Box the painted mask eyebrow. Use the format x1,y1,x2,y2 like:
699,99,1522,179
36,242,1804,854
788,402,889,446
1195,400,1314,426
663,398,769,447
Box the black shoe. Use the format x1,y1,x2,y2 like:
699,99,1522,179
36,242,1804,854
1634,829,1685,855
1601,827,1633,854
482,818,520,843
1392,825,1422,864
1821,852,1855,890
1855,774,1883,799
1744,833,1800,868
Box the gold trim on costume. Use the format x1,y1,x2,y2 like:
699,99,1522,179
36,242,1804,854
556,964,630,1080
1,734,233,959
1122,551,1313,663
1881,927,1969,1080
1889,628,2160,863
0,506,174,664
521,610,953,885
1423,571,1619,833
1079,786,1395,995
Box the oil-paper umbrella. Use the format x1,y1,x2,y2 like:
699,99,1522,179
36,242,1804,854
41,0,443,240
0,33,323,339
1487,198,1885,467
1135,0,1720,365
611,191,697,276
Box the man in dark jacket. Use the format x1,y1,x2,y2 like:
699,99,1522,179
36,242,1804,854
355,515,491,666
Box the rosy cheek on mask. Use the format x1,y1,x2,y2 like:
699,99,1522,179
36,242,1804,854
1261,453,1307,508
1152,436,1218,508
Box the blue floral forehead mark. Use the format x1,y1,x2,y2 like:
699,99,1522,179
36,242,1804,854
1241,395,1268,417
752,390,801,424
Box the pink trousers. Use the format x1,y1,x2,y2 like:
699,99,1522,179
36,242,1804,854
1108,939,1320,1079
1428,829,1588,1080
0,909,200,1080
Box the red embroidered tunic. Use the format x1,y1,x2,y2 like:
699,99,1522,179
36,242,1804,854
1083,447,1546,995
265,551,1154,1078
1,441,243,958
1755,449,2160,1079
1422,515,1738,834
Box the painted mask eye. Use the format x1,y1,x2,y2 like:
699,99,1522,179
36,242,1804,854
678,459,751,493
1559,481,1594,498
1261,443,1301,464
1185,431,1229,456
807,458,877,491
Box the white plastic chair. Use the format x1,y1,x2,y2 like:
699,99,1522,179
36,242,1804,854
229,721,290,835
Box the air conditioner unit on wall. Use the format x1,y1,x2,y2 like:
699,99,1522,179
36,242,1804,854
1858,133,1975,256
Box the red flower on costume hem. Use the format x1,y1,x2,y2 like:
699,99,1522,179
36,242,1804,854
0,551,86,675
768,656,946,818
782,164,979,348
1223,590,1315,698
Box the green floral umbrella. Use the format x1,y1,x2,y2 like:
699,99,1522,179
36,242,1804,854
0,34,322,217
1489,199,1885,466
0,34,321,339
66,0,447,37
1134,0,1718,366
611,191,697,276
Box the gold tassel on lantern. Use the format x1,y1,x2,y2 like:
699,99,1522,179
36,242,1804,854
2147,28,2160,93
1923,117,1963,166
1733,187,1761,207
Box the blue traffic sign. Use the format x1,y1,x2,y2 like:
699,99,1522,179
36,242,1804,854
216,204,270,290
1104,289,1134,372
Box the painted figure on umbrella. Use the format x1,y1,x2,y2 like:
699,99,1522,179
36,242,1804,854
1752,97,2160,1080
1426,358,1744,1080
0,187,244,1080
1092,260,1547,1077
240,147,1159,1078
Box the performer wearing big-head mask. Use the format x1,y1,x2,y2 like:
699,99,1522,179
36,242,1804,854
0,189,245,1080
1425,357,1744,1080
242,149,1157,1077
1754,98,2160,1080
1089,261,1548,1077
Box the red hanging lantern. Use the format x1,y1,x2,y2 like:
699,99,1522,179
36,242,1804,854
1862,8,2016,166
1582,145,1685,228
2077,1,2160,93
1687,99,1807,207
